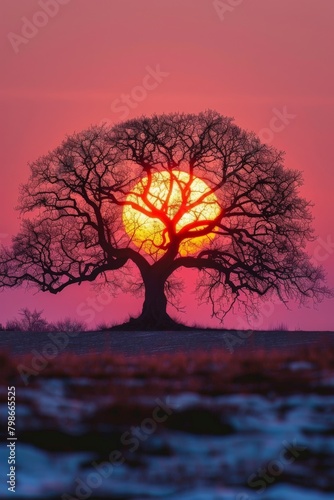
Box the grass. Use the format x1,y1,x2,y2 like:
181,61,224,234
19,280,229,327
271,322,289,331
2,345,334,399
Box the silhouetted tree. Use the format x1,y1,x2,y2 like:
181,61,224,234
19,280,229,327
18,308,49,332
0,111,331,329
4,308,48,332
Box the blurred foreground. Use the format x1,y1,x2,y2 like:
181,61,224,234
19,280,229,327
0,344,334,499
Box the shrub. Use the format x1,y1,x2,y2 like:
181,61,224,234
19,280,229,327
18,308,49,332
51,318,86,333
96,322,111,331
272,322,289,332
5,320,23,332
4,309,86,333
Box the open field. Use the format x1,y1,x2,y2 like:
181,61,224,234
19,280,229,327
1,338,334,499
1,329,334,356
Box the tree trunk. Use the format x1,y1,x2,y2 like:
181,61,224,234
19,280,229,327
116,266,183,330
138,272,171,328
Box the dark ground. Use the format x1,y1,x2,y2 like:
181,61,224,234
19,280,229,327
1,330,334,499
0,328,333,355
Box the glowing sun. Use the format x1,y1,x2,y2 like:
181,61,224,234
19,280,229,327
122,170,221,256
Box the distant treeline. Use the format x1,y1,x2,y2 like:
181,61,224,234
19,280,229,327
0,308,86,333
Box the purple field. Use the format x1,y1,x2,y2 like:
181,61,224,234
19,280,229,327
1,328,334,356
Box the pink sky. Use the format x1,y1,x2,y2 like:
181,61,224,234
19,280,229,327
0,0,333,330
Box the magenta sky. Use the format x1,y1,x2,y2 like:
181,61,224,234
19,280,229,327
1,0,333,330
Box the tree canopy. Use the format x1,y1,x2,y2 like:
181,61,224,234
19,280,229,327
0,111,331,328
